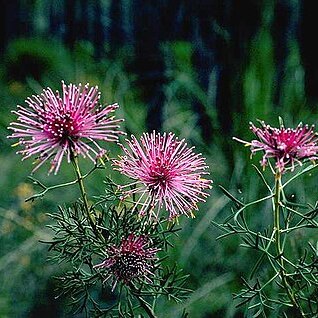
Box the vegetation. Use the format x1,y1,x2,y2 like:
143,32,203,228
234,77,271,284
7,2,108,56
0,1,317,317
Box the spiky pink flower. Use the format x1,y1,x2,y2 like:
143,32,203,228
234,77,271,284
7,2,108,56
242,120,318,172
113,131,212,220
8,81,124,174
94,234,159,291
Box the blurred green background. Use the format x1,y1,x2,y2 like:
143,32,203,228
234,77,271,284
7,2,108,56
1,1,318,317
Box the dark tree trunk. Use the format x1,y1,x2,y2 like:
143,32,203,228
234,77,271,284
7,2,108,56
183,0,261,167
132,0,166,132
190,0,216,143
272,0,298,106
79,0,90,41
299,0,318,104
160,0,190,41
0,1,20,53
109,0,125,48
49,1,64,38
64,0,77,48
214,0,261,133
93,0,104,59
178,0,261,145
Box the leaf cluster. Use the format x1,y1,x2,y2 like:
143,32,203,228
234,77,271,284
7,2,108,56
215,164,318,317
45,197,190,317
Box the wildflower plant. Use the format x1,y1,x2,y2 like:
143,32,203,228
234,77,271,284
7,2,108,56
8,82,212,317
113,131,212,220
93,233,160,291
216,118,318,317
48,203,189,317
8,81,124,174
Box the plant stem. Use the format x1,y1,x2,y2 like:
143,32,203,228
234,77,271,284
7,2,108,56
129,284,157,318
274,173,305,317
70,152,96,229
136,294,157,318
274,174,282,255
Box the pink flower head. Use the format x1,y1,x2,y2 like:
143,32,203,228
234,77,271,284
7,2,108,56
8,81,124,174
248,120,318,172
94,234,159,291
113,131,212,220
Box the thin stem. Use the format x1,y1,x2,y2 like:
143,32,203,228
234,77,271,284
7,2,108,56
26,178,79,201
70,153,106,243
233,193,274,222
136,294,157,318
129,283,157,318
70,152,97,230
26,164,102,202
273,173,305,317
274,175,282,256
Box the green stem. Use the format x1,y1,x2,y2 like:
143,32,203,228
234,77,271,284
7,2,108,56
26,177,78,201
70,153,96,229
136,294,157,318
129,284,157,318
274,175,282,255
274,173,305,317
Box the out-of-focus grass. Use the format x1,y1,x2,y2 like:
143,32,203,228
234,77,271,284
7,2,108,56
0,26,317,318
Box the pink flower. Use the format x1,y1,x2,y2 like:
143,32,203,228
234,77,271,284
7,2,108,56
94,234,159,291
8,81,124,174
113,131,212,220
246,120,318,172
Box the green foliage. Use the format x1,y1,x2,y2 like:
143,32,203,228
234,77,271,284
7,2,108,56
216,160,318,317
244,29,274,120
4,38,73,83
0,11,317,316
45,197,189,317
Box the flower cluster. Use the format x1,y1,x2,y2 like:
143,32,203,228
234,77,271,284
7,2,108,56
9,80,318,316
238,120,318,173
113,131,212,220
8,81,124,174
94,234,159,291
8,82,211,314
